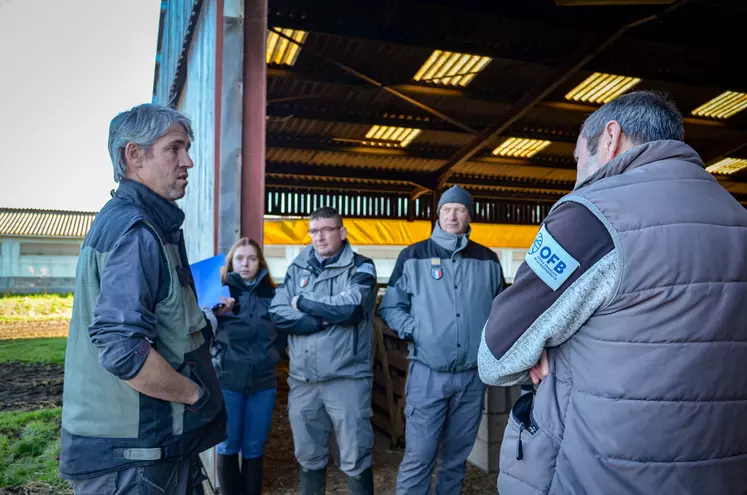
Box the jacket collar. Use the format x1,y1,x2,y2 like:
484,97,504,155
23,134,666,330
575,140,704,191
115,179,185,235
226,269,268,293
431,221,470,254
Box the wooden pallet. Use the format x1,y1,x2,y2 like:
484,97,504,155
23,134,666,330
372,317,409,447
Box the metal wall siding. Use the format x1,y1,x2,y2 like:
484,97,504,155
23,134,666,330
155,0,199,105
176,0,217,262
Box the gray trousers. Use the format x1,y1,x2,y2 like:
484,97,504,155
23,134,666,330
288,376,374,477
397,361,486,495
69,456,202,495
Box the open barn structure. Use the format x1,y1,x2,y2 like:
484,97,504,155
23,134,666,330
154,0,747,265
152,0,747,483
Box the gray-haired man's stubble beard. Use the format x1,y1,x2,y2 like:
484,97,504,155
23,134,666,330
167,183,187,202
576,153,600,189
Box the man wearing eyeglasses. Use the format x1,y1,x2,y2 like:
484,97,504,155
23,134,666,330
269,206,377,495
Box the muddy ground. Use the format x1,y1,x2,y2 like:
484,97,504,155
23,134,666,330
1,350,497,493
0,362,63,411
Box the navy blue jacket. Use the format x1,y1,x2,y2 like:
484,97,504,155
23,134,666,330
212,270,286,394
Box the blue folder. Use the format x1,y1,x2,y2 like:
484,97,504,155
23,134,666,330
190,253,231,308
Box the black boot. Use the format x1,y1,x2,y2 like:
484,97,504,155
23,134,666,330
347,467,374,495
299,466,326,495
217,454,241,495
241,456,263,495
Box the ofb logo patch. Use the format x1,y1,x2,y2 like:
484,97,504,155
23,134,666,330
525,225,579,291
529,232,543,255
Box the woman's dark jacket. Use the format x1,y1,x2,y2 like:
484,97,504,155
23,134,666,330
211,269,287,393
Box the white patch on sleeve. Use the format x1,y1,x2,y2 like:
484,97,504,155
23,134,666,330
356,262,376,277
525,224,580,291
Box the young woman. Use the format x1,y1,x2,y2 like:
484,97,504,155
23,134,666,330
212,238,286,495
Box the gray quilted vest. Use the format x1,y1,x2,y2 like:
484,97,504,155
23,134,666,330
499,140,747,495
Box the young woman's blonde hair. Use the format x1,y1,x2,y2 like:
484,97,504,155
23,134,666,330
221,237,276,288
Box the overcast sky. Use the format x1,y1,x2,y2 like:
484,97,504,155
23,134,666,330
0,0,161,211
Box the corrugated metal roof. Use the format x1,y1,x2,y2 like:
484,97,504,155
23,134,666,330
266,148,444,172
153,0,747,204
0,208,96,238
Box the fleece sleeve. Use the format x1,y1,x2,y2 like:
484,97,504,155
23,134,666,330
478,201,618,386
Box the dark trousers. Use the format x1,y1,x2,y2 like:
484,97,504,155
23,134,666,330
69,456,203,495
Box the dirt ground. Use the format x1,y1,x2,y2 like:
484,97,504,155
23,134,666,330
262,366,497,494
0,321,69,341
0,343,498,494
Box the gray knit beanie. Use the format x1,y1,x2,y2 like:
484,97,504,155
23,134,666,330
437,185,473,217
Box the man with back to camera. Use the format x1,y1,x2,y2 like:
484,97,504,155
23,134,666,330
269,206,378,495
379,185,505,494
478,90,747,494
59,103,231,494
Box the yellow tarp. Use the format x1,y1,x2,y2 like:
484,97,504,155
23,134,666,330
264,218,538,249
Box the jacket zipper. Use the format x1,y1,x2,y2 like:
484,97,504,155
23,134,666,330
517,424,524,460
516,419,538,460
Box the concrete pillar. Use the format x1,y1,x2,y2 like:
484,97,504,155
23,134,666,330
241,0,267,245
467,385,524,473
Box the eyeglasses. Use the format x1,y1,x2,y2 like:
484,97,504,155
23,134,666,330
308,226,342,236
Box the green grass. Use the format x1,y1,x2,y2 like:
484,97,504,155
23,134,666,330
0,294,74,323
0,408,69,490
0,338,67,365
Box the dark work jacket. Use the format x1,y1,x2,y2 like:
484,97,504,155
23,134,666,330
211,270,286,394
60,180,226,480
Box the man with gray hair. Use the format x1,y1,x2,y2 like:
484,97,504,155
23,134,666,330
478,90,747,494
59,103,230,494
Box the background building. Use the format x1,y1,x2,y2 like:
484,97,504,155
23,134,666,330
0,208,94,294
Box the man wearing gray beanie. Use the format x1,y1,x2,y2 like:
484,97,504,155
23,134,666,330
380,185,505,494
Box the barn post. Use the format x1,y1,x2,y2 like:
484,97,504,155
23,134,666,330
216,0,245,255
241,0,267,245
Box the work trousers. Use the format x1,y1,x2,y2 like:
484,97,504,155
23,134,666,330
288,376,374,477
396,361,486,495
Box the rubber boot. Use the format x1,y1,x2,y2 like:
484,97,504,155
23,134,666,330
347,467,374,495
299,466,326,495
217,454,241,495
241,456,263,495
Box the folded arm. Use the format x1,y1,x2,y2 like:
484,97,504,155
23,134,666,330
297,261,377,325
269,270,326,335
478,202,618,386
